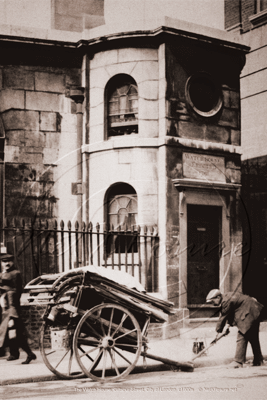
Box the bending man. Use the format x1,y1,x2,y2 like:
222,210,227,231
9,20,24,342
206,289,264,368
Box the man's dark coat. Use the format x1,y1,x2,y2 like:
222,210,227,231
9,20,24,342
216,292,264,335
0,266,23,348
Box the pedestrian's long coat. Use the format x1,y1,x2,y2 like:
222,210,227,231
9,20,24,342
216,292,264,335
0,266,23,348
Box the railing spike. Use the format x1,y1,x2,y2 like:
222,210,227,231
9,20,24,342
60,220,64,229
67,220,72,229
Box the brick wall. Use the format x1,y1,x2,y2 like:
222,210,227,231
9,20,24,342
225,0,256,33
225,0,241,29
21,304,46,349
241,0,255,32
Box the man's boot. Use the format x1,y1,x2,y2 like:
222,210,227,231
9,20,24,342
21,352,36,364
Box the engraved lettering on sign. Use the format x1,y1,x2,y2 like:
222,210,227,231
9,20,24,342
183,153,226,182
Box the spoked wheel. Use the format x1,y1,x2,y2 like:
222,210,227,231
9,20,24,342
39,276,85,379
73,303,142,382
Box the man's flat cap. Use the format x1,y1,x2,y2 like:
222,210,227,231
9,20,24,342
206,289,221,303
0,253,14,261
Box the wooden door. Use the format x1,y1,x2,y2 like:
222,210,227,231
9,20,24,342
187,204,221,306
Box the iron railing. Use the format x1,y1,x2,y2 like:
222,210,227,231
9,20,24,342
1,219,159,292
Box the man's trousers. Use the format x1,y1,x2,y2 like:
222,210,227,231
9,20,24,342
234,321,263,365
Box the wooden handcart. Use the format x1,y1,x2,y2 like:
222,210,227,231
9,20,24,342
25,267,193,382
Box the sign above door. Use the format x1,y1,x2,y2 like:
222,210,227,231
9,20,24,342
183,152,226,183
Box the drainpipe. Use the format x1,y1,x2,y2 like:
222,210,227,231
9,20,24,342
70,87,85,234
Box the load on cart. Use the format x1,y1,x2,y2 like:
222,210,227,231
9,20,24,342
25,265,193,382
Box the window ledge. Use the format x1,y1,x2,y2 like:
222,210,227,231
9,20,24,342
226,22,242,33
249,9,267,28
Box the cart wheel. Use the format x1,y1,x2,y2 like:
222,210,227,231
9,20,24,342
39,276,85,379
73,303,142,382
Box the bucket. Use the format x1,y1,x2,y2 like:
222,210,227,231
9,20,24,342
50,328,73,350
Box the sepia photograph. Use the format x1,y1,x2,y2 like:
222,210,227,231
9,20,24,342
0,1,266,399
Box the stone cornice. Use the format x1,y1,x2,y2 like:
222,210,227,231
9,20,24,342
82,137,242,156
0,17,250,56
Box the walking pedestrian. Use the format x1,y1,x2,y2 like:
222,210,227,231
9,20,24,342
206,289,265,368
0,252,36,364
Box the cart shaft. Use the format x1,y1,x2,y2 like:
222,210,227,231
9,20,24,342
141,351,193,371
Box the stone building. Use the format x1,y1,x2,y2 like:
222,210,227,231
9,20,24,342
225,0,267,314
0,1,249,335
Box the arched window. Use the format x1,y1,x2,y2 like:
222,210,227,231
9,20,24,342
105,183,137,254
106,75,138,138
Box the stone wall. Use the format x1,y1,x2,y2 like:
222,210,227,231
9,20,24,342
165,42,241,144
240,23,267,160
0,64,81,224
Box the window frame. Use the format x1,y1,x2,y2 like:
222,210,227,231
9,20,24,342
256,0,267,13
104,183,138,255
250,0,267,27
105,74,138,140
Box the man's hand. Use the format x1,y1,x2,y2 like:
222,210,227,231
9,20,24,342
224,325,230,335
210,332,221,344
8,318,14,328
